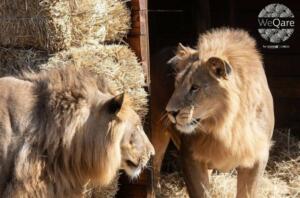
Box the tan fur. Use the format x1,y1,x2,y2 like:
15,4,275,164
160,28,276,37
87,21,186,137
0,67,154,197
153,28,274,198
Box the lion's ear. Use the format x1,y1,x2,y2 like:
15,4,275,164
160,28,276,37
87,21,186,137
207,57,232,80
177,43,197,55
107,93,125,115
167,43,198,72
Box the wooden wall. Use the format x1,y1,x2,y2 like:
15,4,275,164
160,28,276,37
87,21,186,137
127,0,150,86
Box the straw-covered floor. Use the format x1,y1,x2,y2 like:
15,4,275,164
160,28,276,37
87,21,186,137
85,175,119,198
157,129,300,198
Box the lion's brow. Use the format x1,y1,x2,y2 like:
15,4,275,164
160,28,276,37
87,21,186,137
178,64,193,82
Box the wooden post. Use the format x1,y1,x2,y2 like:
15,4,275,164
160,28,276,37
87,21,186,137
127,0,153,197
127,0,150,87
128,0,153,196
117,0,152,197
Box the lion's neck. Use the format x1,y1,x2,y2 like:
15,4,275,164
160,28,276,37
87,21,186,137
195,100,265,170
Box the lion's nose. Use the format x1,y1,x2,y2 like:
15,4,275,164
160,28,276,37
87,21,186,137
170,110,179,117
149,144,155,157
167,110,178,123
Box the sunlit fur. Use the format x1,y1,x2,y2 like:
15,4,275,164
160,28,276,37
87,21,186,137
120,107,155,180
166,28,274,197
0,67,154,197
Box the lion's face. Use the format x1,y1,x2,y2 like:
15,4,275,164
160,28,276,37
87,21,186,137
98,94,154,179
120,109,154,178
166,44,232,134
82,92,154,183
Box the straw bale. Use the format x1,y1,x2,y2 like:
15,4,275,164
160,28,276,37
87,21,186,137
70,0,131,46
40,44,148,118
0,0,72,52
0,45,148,118
0,47,49,76
0,0,130,52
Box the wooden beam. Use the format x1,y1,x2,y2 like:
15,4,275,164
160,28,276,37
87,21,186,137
127,0,150,87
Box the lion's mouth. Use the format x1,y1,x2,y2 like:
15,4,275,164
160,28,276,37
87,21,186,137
126,160,139,169
194,118,201,123
178,118,200,126
176,118,200,133
123,159,142,179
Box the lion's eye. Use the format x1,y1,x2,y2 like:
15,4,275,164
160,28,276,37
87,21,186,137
190,84,200,92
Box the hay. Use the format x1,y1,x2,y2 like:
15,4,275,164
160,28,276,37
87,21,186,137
70,0,131,46
0,45,148,119
85,175,119,198
158,129,300,198
158,173,189,198
0,0,130,52
0,0,71,52
40,44,148,118
0,47,50,75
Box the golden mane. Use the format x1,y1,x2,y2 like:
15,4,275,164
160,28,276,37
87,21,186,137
187,28,273,170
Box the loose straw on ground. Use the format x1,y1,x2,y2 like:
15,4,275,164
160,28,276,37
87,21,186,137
158,129,300,198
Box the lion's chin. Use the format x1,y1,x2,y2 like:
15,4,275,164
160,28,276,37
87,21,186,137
176,123,197,134
123,166,142,179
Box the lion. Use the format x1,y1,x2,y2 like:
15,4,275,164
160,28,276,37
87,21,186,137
0,67,154,197
152,28,274,198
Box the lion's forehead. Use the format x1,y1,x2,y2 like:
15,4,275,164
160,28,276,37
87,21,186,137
176,64,194,83
193,67,214,84
176,63,213,86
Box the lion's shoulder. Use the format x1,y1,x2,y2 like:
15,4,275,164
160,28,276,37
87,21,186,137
0,77,34,112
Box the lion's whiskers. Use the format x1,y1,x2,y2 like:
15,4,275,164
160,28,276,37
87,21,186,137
159,112,168,122
160,112,171,129
188,105,194,122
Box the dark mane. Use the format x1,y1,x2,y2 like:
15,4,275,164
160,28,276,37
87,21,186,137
18,66,116,175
